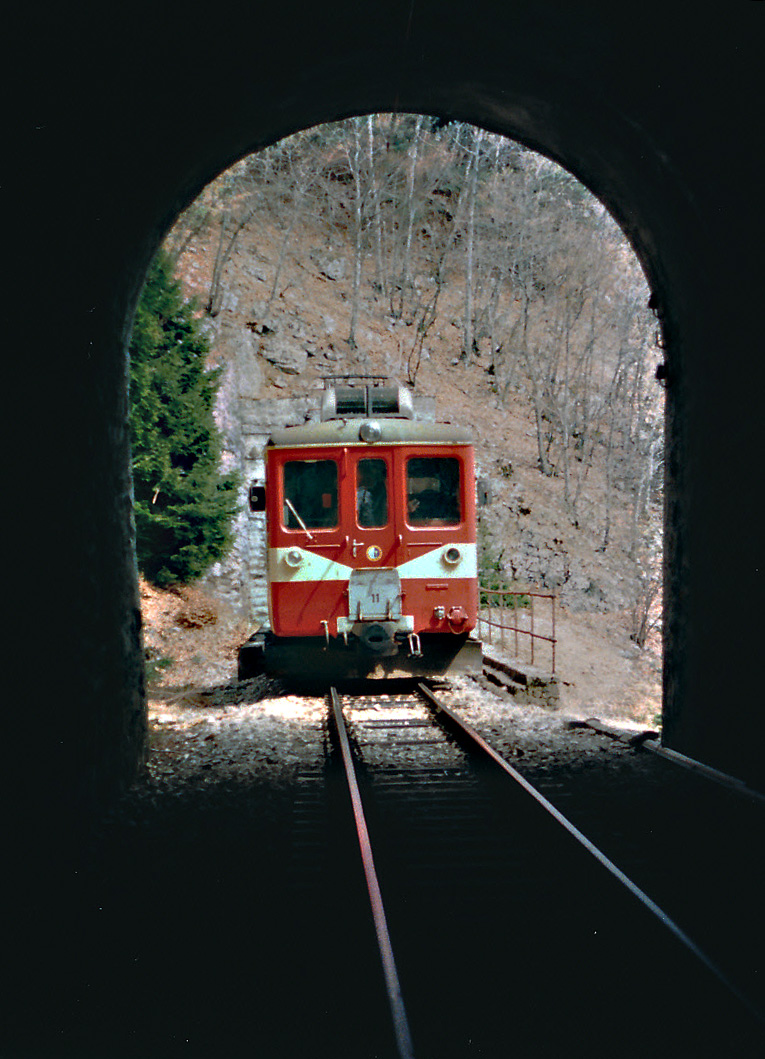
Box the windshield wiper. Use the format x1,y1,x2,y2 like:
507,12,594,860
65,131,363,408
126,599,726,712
285,497,314,540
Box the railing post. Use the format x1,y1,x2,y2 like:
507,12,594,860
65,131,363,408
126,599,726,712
478,583,557,675
551,594,556,673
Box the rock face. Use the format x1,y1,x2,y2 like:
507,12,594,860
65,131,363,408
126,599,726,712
312,252,347,281
476,476,636,617
234,343,264,399
260,334,308,375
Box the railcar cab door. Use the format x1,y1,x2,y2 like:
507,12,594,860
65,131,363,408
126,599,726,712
348,450,398,567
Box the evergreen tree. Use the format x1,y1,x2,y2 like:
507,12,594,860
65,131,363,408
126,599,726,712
129,249,239,587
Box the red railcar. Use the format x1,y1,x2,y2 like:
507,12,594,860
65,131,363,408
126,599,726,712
239,379,481,679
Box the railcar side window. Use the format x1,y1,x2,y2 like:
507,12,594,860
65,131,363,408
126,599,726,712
406,457,462,525
283,459,338,529
356,459,389,528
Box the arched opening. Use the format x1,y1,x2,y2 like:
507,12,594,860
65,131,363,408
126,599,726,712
140,116,664,733
111,74,716,796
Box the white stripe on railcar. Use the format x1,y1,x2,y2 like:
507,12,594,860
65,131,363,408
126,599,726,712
268,548,354,582
268,542,476,582
396,542,477,580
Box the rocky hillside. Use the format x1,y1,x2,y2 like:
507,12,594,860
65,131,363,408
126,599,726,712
142,121,663,724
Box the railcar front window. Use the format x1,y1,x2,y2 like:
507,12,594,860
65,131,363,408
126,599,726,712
283,459,338,529
406,457,462,525
356,459,389,528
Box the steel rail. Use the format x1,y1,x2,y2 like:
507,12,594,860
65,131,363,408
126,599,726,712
416,681,765,1027
328,687,416,1059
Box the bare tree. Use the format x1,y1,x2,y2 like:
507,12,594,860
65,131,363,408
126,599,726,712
203,159,266,316
261,143,318,325
207,207,257,316
346,118,366,349
461,128,481,361
164,189,217,267
393,115,424,320
366,114,387,299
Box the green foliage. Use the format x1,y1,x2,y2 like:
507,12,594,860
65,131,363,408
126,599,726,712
479,538,506,607
129,250,239,587
478,533,529,609
144,651,175,687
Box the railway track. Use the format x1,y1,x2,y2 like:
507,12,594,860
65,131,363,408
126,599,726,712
326,680,764,1058
18,680,763,1059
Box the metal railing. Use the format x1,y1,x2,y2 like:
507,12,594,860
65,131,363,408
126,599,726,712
478,586,557,673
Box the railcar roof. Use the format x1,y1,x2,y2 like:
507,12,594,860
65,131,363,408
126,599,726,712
267,418,473,448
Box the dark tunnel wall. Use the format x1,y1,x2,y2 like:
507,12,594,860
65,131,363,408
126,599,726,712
7,1,764,845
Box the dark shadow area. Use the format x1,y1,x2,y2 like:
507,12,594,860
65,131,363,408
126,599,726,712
504,741,765,1022
7,743,763,1057
6,767,395,1057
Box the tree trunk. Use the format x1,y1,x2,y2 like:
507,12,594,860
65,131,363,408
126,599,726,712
263,204,298,322
462,130,481,360
206,207,254,317
367,115,386,299
395,115,423,320
347,118,364,350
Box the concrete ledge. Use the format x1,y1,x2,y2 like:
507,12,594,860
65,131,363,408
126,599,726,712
482,647,560,708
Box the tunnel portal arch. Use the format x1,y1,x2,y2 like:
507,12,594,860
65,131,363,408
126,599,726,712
13,4,763,840
168,111,662,651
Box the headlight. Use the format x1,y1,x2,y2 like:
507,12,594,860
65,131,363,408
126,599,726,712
443,546,462,566
285,548,304,568
359,419,382,443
